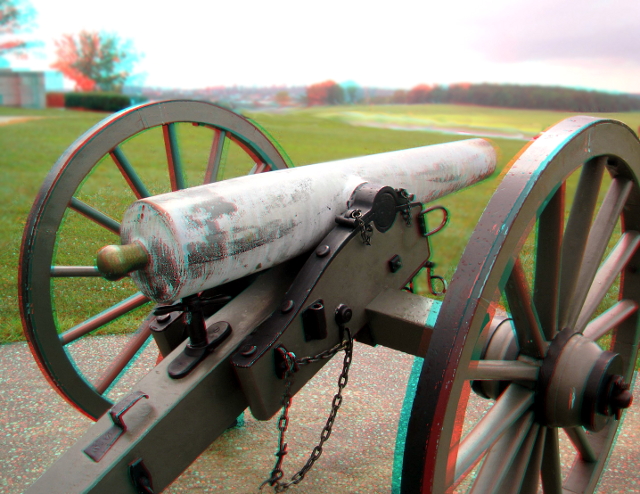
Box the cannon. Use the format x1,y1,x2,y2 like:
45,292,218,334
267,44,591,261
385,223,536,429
18,100,640,493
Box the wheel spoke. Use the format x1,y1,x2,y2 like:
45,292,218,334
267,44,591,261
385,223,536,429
163,123,186,191
204,129,227,183
504,258,547,358
583,299,638,341
59,293,150,345
564,427,597,462
558,157,606,330
468,360,539,381
110,145,150,199
534,183,565,340
51,266,101,277
468,412,534,494
541,427,563,494
518,426,546,494
565,178,633,329
575,231,640,331
491,421,541,494
93,321,152,394
455,384,535,482
69,197,120,235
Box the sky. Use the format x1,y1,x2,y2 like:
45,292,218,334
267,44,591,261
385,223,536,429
7,0,640,93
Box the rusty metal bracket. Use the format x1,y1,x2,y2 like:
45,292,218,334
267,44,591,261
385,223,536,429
424,261,447,296
419,205,449,237
83,390,149,462
406,260,447,297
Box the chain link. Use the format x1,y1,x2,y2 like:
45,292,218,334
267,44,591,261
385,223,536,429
351,210,373,245
260,327,354,493
396,188,415,227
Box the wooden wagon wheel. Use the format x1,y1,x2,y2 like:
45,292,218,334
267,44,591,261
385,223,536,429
402,117,640,493
19,100,290,420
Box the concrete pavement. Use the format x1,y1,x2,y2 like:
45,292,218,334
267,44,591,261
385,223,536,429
1,338,638,493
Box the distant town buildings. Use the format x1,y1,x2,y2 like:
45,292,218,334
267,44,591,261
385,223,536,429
124,85,309,109
121,85,398,109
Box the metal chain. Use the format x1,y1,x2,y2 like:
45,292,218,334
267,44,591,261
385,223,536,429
260,327,354,493
351,210,373,245
396,188,415,226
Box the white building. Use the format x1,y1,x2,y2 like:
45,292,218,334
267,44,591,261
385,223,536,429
0,69,45,108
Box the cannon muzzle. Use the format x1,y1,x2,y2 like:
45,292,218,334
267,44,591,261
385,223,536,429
104,139,496,302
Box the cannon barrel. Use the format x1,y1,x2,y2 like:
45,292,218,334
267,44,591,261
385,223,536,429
111,138,496,302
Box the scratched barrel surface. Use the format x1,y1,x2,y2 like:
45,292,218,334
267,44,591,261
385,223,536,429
120,139,497,302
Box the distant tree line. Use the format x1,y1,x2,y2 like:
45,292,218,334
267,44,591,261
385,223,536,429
392,83,640,112
304,81,640,112
305,80,364,106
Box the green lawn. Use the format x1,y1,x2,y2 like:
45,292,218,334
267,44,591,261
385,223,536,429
2,103,639,348
300,104,640,140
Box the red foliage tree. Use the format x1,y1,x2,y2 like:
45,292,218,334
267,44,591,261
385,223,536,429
407,84,433,104
306,80,344,106
52,31,136,92
307,80,330,106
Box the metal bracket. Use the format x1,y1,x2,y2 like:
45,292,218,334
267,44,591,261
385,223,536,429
424,261,447,296
232,183,429,419
419,205,449,237
302,300,328,342
154,293,233,379
84,390,149,462
168,321,232,379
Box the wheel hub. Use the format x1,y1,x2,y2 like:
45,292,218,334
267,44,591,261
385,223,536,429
538,328,633,431
474,320,634,431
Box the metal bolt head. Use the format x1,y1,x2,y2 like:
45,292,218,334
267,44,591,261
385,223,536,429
335,304,352,325
610,376,633,419
281,299,295,314
239,345,257,357
316,244,331,257
210,321,230,336
156,314,171,323
613,389,633,409
389,254,403,273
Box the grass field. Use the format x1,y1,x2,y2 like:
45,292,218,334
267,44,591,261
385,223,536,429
2,102,639,349
303,104,640,140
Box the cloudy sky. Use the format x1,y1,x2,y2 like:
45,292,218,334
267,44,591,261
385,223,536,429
9,0,640,93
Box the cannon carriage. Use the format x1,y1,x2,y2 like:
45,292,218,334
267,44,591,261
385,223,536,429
18,100,640,493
